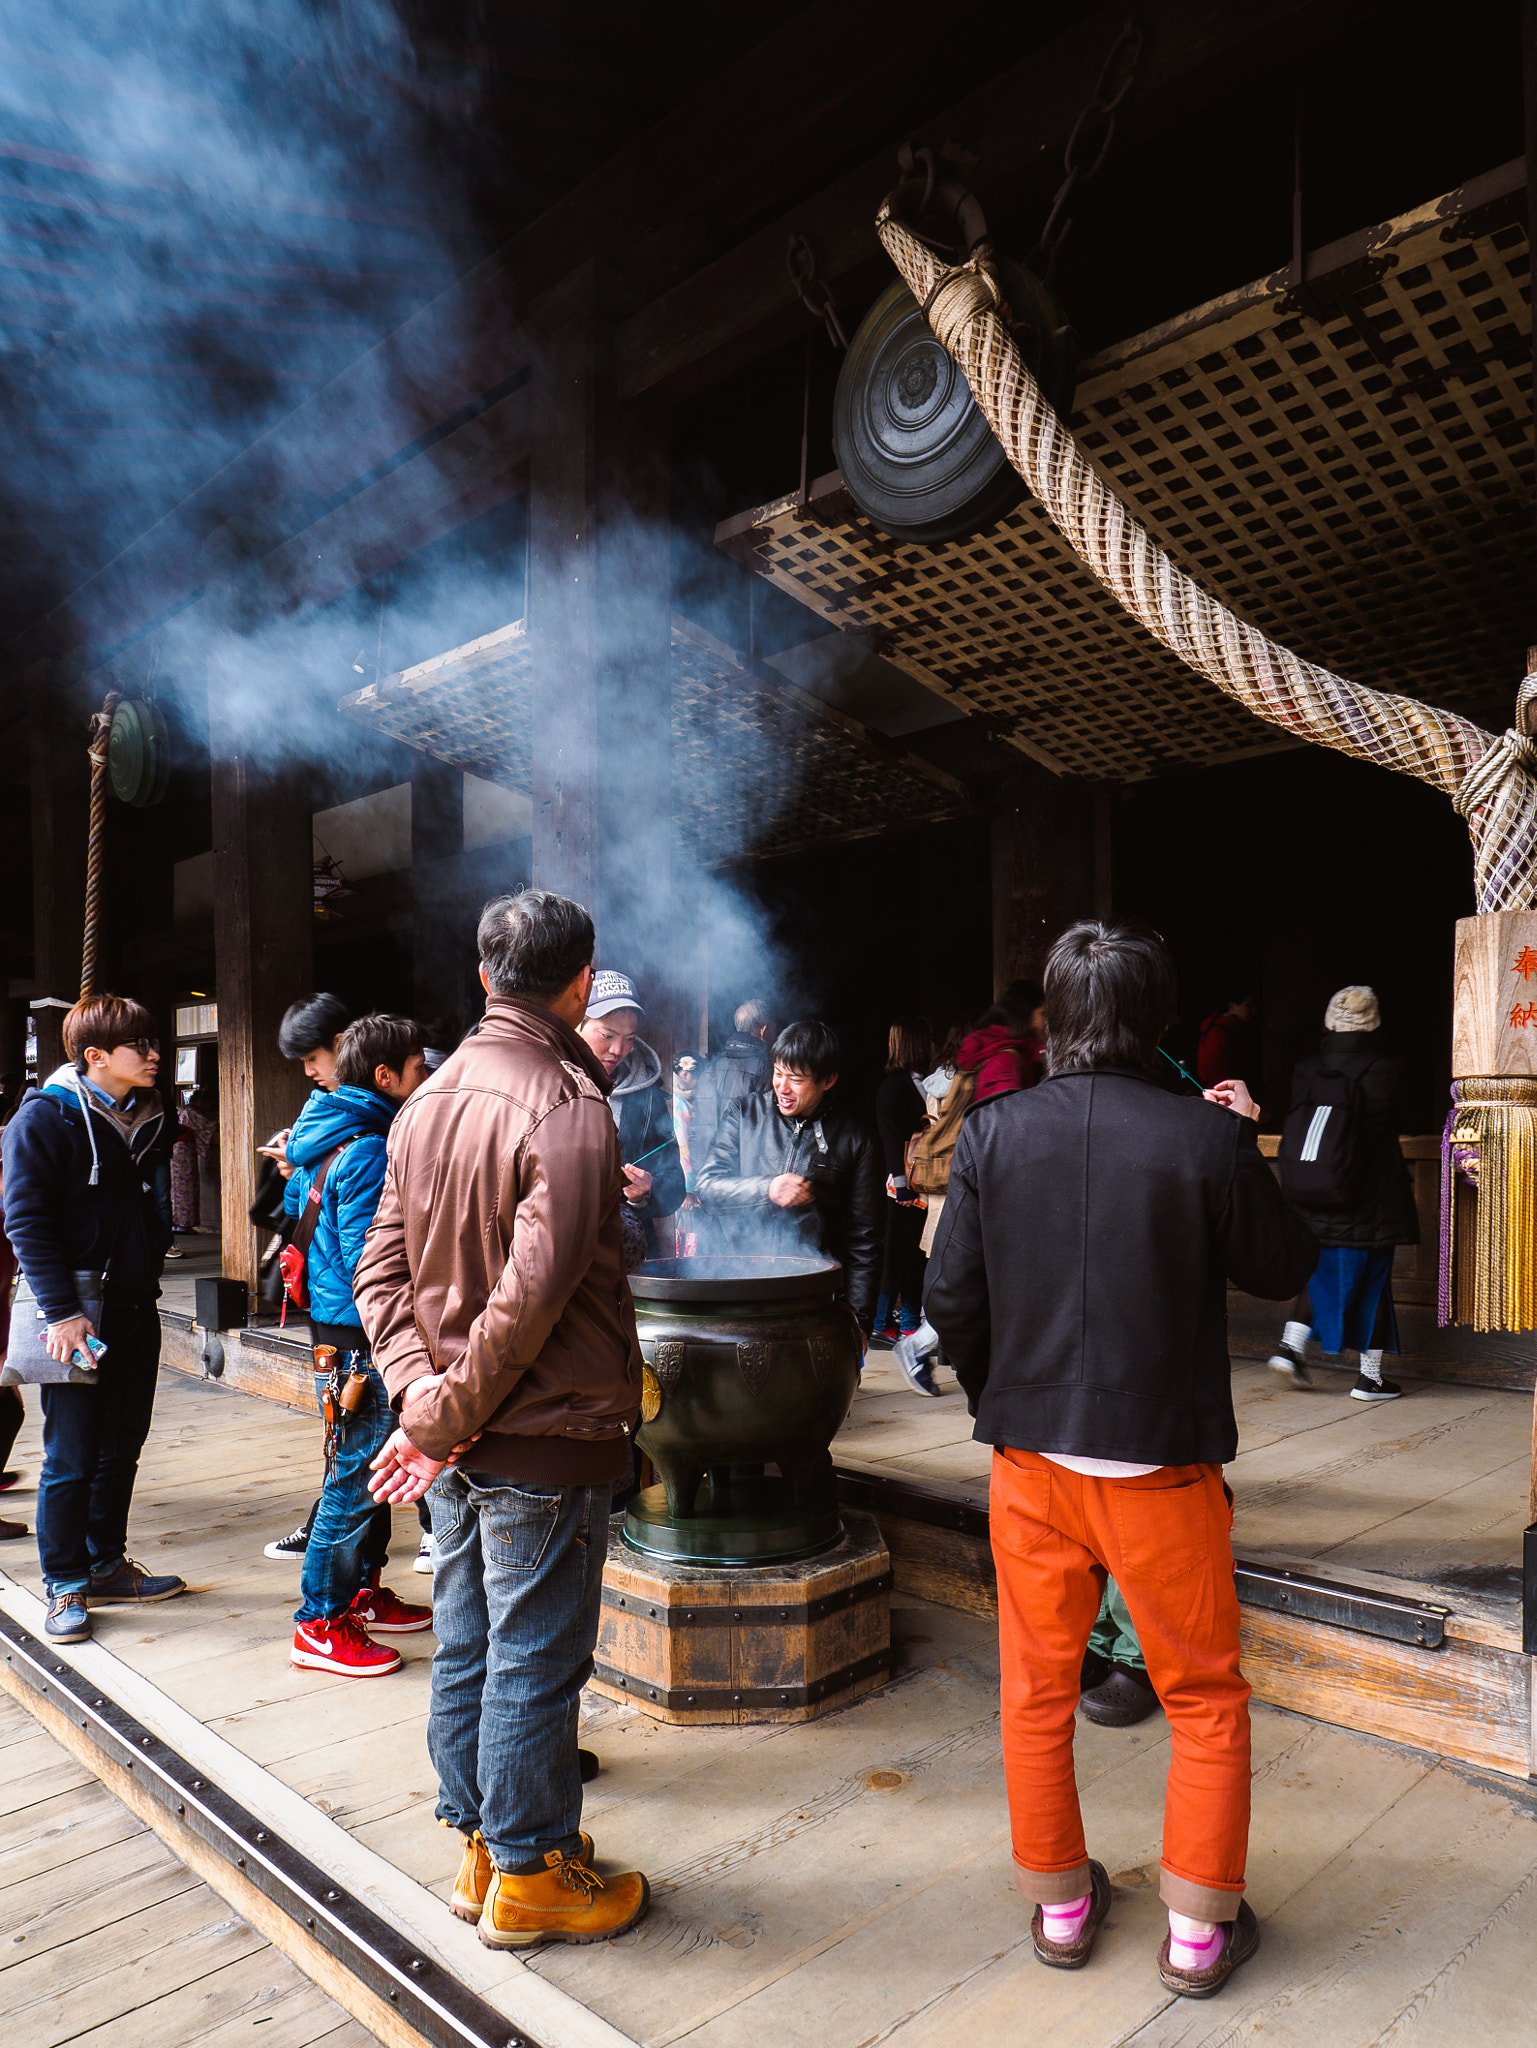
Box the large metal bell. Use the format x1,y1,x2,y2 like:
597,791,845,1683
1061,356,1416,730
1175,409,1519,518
833,258,1078,544
107,697,170,807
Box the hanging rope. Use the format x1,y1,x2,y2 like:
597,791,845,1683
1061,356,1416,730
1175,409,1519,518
80,689,121,1000
873,206,1537,914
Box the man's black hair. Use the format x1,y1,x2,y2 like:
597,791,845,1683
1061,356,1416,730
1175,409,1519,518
335,1014,423,1090
477,889,594,999
278,992,354,1061
772,1019,841,1081
1044,920,1176,1074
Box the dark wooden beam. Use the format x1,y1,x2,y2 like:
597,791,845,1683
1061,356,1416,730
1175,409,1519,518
617,0,1383,404
27,663,90,1072
207,610,316,1294
257,384,531,617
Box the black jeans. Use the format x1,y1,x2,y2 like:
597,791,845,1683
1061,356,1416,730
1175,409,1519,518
37,1302,162,1596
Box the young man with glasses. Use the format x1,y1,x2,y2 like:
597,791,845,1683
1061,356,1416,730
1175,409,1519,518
1,995,185,1643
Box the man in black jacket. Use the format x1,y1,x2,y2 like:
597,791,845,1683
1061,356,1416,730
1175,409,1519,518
1,995,186,1645
927,921,1315,1999
696,1021,881,1333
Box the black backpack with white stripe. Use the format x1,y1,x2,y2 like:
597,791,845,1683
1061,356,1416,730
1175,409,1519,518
1276,1053,1374,1212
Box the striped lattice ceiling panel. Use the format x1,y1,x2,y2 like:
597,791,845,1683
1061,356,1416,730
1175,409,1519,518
339,613,963,861
716,162,1532,783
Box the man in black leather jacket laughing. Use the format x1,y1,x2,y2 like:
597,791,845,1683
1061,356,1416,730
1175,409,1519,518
695,1020,882,1335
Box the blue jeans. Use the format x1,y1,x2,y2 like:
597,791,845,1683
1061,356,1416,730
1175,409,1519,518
38,1303,161,1597
295,1356,394,1623
428,1469,609,1872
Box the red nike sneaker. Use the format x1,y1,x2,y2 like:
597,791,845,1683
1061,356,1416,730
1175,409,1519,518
291,1611,402,1677
350,1570,433,1636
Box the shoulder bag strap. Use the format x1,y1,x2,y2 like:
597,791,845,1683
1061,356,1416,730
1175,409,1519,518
287,1143,350,1264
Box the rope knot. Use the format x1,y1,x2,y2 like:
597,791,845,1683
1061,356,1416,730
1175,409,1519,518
920,256,1004,352
1452,727,1537,820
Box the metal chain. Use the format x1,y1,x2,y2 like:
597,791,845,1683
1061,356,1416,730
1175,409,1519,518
1029,17,1143,278
786,231,849,351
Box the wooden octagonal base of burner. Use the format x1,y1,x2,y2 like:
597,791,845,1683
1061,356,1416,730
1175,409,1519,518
591,1510,892,1725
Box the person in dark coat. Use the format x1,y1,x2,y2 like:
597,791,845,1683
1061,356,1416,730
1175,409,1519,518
1,995,185,1644
577,971,686,1245
926,919,1315,1996
696,1020,882,1333
874,1015,933,1341
687,998,775,1170
1267,984,1417,1401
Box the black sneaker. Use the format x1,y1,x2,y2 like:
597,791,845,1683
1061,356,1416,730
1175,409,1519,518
264,1523,311,1560
45,1592,91,1644
1266,1343,1311,1387
1350,1373,1403,1402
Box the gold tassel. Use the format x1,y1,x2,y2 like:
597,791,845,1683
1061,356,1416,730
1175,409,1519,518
1446,1077,1537,1331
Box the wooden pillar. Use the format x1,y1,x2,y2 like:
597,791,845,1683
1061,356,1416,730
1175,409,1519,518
990,768,1096,992
410,758,468,1033
27,662,90,1075
527,260,679,1025
208,627,315,1293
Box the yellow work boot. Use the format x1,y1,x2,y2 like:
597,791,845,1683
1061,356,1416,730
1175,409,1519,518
477,1847,650,1950
447,1825,595,1924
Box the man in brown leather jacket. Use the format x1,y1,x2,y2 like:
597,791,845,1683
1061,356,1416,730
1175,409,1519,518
358,889,650,1952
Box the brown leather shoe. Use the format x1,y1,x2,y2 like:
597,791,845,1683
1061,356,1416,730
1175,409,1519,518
448,1826,593,1923
1079,1664,1160,1728
478,1848,649,1950
1158,1899,1261,1997
0,1517,27,1540
1031,1860,1112,1970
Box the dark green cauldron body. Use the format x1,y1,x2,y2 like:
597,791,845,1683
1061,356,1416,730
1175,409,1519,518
626,1255,863,1567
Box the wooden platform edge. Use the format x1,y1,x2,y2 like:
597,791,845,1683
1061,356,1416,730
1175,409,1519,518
837,1484,1537,1783
0,1658,436,2048
160,1316,320,1413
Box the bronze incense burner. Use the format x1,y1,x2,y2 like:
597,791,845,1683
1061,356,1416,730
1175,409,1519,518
625,1254,863,1566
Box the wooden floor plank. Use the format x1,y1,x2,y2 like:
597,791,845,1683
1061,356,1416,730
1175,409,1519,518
58,1947,373,2048
0,1698,368,2048
7,1362,1537,2048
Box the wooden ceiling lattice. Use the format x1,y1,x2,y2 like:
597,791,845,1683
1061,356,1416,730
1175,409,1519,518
339,615,963,862
717,167,1533,784
341,618,536,788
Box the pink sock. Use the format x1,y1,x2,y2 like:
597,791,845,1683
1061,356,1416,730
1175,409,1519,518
1041,1892,1091,1944
1167,1910,1223,1969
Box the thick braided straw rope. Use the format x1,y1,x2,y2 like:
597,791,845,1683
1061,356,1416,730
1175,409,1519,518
875,211,1537,912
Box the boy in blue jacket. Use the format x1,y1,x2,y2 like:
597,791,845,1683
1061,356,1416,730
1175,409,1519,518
286,1014,433,1676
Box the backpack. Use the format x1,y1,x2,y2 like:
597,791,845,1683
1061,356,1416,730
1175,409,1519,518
276,1143,350,1319
1276,1056,1372,1212
909,1070,976,1197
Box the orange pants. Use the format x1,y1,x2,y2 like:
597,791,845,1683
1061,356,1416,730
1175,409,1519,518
991,1448,1250,1922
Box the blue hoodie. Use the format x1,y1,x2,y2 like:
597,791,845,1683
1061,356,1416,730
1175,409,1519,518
282,1084,397,1330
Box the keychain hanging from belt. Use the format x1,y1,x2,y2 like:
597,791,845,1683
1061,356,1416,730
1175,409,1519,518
315,1344,370,1477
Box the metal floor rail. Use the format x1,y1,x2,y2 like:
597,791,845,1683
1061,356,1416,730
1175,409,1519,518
0,1608,535,2048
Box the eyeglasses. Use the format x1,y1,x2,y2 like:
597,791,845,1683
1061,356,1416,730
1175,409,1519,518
111,1038,160,1058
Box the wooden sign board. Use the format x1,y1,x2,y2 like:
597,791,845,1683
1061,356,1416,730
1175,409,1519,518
1451,913,1537,1077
